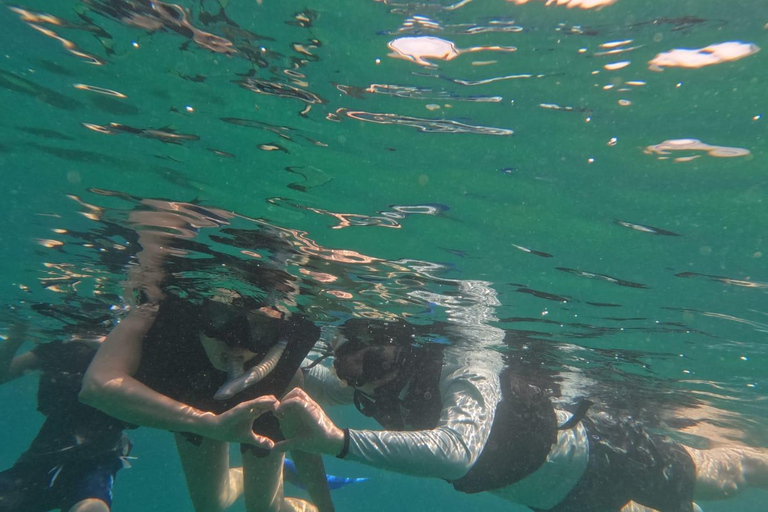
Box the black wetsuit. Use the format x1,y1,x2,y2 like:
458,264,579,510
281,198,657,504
0,341,132,512
134,299,320,446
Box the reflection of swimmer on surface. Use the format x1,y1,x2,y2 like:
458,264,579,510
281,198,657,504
387,36,516,67
507,0,618,9
649,42,760,71
0,323,132,512
645,139,750,162
78,199,334,512
271,313,768,512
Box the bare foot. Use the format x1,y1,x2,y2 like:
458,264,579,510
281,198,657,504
686,446,768,500
284,497,318,512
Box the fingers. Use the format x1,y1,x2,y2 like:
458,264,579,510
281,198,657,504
275,388,319,417
251,394,279,406
249,433,275,451
274,396,313,419
281,387,311,402
273,439,302,453
236,395,278,414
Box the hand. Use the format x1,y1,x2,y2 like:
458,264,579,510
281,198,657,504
206,395,278,449
273,388,345,456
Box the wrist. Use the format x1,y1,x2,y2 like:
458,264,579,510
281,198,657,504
191,411,220,438
334,428,350,459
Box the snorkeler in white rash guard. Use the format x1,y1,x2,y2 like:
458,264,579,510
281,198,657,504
268,276,768,512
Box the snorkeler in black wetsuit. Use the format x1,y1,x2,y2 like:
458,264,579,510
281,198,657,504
79,199,334,512
133,294,320,451
0,324,132,512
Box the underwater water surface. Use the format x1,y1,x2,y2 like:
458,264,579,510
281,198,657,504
0,0,766,510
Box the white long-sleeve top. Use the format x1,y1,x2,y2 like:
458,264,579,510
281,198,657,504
305,278,588,509
303,357,589,510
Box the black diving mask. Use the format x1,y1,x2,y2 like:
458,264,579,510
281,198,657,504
200,300,283,354
335,344,410,389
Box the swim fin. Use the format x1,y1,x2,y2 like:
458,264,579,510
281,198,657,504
283,458,369,490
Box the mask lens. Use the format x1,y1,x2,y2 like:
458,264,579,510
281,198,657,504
335,346,400,388
201,302,251,348
246,312,282,352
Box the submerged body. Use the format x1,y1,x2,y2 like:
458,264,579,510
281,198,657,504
0,335,132,512
79,199,334,512
277,319,768,512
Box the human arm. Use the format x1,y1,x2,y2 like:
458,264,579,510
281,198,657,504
80,304,275,448
301,361,355,406
0,323,40,384
275,364,501,480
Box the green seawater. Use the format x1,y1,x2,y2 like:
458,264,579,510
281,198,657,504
0,0,766,510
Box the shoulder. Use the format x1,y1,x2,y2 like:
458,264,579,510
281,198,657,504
285,314,320,341
439,362,502,410
30,340,68,367
32,340,96,373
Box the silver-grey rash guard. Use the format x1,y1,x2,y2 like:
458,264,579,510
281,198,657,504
306,278,589,509
303,357,589,510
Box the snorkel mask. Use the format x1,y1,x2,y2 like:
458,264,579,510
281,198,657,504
333,319,415,391
199,299,289,400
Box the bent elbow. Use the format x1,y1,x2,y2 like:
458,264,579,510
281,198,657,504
79,372,108,407
435,431,476,480
444,452,474,480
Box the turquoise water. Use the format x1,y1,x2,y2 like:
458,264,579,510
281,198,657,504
0,0,766,510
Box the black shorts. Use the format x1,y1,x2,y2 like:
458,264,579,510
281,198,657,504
0,456,123,512
546,411,696,512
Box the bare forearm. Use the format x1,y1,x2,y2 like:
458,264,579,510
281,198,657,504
291,451,334,512
81,306,214,437
81,372,217,435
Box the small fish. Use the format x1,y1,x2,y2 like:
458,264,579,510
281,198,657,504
557,267,649,289
675,272,768,289
511,243,553,258
179,73,207,83
515,287,569,303
441,247,467,257
586,302,621,308
615,220,680,237
208,148,236,158
258,143,289,153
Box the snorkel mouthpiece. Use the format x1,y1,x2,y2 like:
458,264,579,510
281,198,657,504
214,340,288,400
226,354,245,382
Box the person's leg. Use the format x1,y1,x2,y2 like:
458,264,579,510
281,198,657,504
619,503,704,512
684,445,768,500
241,447,317,512
242,447,285,512
174,433,243,512
620,502,658,512
67,498,110,512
